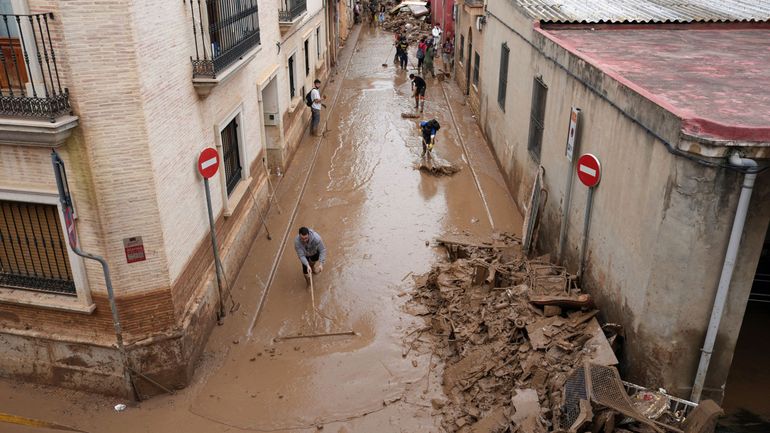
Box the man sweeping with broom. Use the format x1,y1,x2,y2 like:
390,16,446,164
295,226,327,287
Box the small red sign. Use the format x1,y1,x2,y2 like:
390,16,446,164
123,236,146,264
198,148,220,179
577,153,601,188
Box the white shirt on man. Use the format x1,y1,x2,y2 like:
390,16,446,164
311,88,322,110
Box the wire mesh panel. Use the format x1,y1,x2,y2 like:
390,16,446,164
0,200,75,295
559,363,664,433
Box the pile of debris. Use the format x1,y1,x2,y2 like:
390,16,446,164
406,233,720,433
384,10,431,43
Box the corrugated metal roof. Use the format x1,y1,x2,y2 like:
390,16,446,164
514,0,770,24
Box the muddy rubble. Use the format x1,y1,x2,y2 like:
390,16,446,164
384,11,431,43
405,233,721,433
417,156,461,176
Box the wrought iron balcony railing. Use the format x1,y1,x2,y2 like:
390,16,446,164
188,0,261,79
279,0,307,23
0,13,70,122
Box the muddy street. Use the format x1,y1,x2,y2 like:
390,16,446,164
0,26,522,433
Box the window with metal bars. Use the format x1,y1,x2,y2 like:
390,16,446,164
0,200,75,295
527,76,548,161
304,38,310,76
316,27,321,59
459,34,464,63
221,118,242,195
288,54,296,98
473,51,480,87
189,0,261,78
498,43,509,110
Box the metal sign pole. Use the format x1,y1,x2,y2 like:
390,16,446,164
557,107,581,265
578,186,595,280
203,177,226,323
51,151,139,401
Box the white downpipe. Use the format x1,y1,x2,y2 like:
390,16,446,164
691,152,758,402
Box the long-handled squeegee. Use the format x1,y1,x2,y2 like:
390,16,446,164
273,270,356,342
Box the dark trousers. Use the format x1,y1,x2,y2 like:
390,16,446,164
302,252,321,274
311,108,321,134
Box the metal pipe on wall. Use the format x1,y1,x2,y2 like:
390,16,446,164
691,151,759,402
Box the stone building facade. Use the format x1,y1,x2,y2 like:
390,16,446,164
0,0,335,397
469,0,770,402
452,0,485,115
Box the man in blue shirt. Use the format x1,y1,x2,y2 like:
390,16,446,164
419,119,440,157
294,226,327,286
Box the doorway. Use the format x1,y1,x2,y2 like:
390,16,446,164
721,225,770,431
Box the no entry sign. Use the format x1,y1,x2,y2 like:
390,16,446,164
577,153,601,188
198,148,220,179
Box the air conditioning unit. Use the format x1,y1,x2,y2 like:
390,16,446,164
476,16,487,32
264,111,279,126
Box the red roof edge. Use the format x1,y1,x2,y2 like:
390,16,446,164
534,24,770,143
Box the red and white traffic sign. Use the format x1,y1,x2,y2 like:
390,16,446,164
63,206,78,249
576,153,601,188
198,147,220,179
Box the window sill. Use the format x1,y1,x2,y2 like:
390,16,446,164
0,115,79,147
223,176,252,217
288,96,302,113
193,45,262,98
0,286,95,314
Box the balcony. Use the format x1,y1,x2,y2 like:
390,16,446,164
0,12,77,147
188,0,261,96
279,0,307,26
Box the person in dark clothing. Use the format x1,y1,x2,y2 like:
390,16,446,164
397,37,409,69
410,73,426,112
419,119,440,157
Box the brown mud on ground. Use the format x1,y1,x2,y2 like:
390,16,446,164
417,155,462,176
0,26,524,433
406,233,710,433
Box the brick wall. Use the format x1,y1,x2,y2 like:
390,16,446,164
0,0,335,395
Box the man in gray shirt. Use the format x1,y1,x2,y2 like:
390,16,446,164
294,226,327,286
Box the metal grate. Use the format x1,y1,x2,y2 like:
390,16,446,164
221,118,242,195
0,200,75,295
188,0,261,78
559,363,664,432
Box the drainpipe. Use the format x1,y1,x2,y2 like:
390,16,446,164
691,151,759,402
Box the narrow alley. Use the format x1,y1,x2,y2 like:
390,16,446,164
0,25,522,433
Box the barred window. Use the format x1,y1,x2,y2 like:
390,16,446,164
498,43,509,110
527,76,548,161
0,200,75,295
205,0,260,74
288,54,296,98
473,51,480,86
304,38,310,76
221,118,243,195
459,34,464,62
